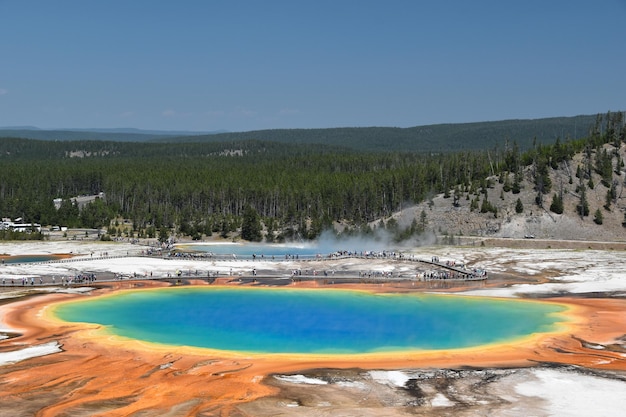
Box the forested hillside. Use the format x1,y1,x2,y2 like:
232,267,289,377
0,139,493,239
0,112,624,243
3,114,597,152
162,114,597,152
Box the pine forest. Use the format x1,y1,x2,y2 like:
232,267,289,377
0,112,624,242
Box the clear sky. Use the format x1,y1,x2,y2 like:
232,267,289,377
1,0,625,132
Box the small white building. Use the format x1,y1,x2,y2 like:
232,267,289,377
0,218,41,232
1,218,12,230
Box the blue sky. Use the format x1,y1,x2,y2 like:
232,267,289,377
1,1,625,132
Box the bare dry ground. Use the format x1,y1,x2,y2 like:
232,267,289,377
384,143,626,245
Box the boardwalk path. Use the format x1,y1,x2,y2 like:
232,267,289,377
1,250,487,287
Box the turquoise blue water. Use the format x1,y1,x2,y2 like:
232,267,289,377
1,254,62,264
176,241,387,257
53,288,566,354
177,243,325,257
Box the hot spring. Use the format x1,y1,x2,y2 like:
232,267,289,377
53,287,567,354
0,254,70,264
175,242,319,257
173,240,391,259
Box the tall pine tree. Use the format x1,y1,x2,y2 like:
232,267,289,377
241,205,262,242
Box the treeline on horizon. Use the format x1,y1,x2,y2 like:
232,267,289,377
0,112,624,242
1,114,598,152
161,114,597,153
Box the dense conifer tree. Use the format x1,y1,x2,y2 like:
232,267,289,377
594,208,603,225
241,205,262,242
549,193,564,214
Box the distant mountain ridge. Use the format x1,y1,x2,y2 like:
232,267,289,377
0,114,611,152
56,127,228,135
0,127,226,142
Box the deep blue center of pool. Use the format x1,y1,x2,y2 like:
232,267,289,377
54,288,565,354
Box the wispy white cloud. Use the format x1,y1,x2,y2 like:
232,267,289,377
161,109,197,119
0,88,8,96
206,110,225,118
43,106,65,114
278,108,300,116
236,107,257,118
